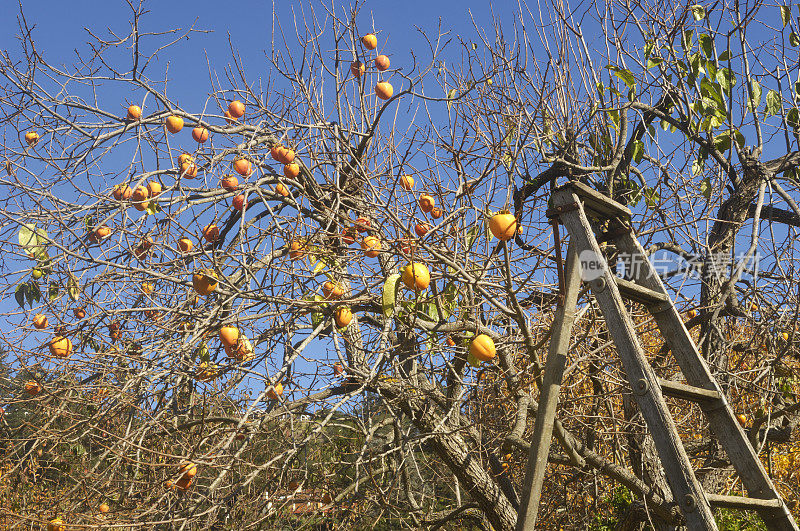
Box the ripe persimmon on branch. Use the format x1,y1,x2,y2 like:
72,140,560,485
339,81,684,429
0,0,799,530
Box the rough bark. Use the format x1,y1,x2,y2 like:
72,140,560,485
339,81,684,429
375,380,519,531
699,151,772,493
622,393,682,530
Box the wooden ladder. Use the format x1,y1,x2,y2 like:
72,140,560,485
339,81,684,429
515,181,798,530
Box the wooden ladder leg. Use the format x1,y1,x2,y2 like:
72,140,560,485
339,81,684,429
516,243,582,531
613,232,800,531
551,188,719,530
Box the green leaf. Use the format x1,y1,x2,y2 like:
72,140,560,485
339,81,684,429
733,129,746,149
705,59,717,79
765,89,782,117
310,296,325,327
644,41,654,59
631,140,644,164
67,274,80,301
647,56,664,69
716,68,736,95
625,178,642,207
787,107,800,128
608,66,636,88
749,78,762,110
18,224,37,249
644,187,660,209
698,34,713,57
425,302,439,321
691,4,706,20
27,282,41,305
700,177,712,199
682,30,693,51
718,50,731,61
446,88,457,111
15,284,27,309
700,78,724,108
608,109,620,129
48,282,59,301
791,32,800,46
465,224,481,250
382,273,401,318
713,131,731,152
781,5,791,27
145,201,161,215
692,158,705,176
17,225,49,260
311,257,327,274
689,51,705,77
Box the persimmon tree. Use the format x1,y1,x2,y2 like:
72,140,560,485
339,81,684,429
0,1,799,530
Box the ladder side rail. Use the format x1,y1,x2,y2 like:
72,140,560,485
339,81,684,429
516,244,583,531
551,188,719,530
613,231,799,530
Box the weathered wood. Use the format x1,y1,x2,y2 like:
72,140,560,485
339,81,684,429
658,378,722,403
379,378,519,531
516,244,583,531
612,227,799,531
555,180,632,220
707,494,784,510
532,182,798,531
551,187,719,530
613,276,670,307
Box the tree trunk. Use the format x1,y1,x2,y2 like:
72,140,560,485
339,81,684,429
623,393,681,530
699,151,771,493
378,380,518,531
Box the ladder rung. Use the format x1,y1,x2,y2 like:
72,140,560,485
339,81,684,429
560,181,632,220
706,493,784,510
658,378,721,402
613,276,670,307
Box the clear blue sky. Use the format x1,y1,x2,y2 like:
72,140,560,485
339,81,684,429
1,0,511,96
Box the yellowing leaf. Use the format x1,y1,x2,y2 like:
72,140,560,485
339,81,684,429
446,88,457,110
765,89,782,116
691,4,706,20
312,257,327,274
195,342,210,362
18,224,37,248
67,274,80,301
607,66,636,88
781,5,791,27
700,177,712,199
382,273,401,317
